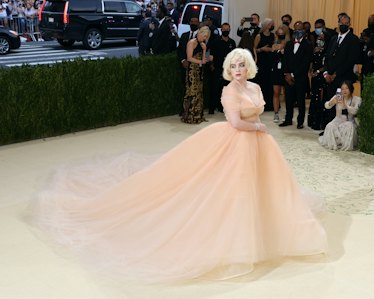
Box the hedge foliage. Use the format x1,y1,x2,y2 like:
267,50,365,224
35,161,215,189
0,53,185,145
358,74,374,154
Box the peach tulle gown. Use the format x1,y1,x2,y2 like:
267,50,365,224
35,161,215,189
30,80,327,283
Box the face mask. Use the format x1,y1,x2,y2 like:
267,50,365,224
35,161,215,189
293,30,304,39
316,39,325,48
277,34,285,40
283,21,290,27
269,25,274,31
190,24,198,32
315,28,323,36
250,22,257,27
339,24,349,34
221,31,230,37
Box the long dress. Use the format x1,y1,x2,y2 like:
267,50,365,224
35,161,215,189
30,80,327,283
255,32,275,111
181,42,205,124
319,95,362,151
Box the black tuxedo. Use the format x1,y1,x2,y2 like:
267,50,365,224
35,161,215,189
177,31,193,62
323,31,360,125
169,9,179,27
283,38,313,125
152,18,173,55
325,31,360,86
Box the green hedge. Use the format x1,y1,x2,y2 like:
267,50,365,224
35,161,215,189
358,74,374,154
0,54,184,145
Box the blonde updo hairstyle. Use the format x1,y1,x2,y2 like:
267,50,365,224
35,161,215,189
222,48,257,81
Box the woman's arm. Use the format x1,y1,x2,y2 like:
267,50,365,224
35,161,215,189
187,40,205,64
225,109,266,132
324,96,338,109
346,96,362,116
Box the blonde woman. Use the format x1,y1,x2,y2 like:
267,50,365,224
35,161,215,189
181,26,211,124
31,48,327,283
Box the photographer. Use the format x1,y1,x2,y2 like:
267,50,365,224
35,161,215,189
237,13,260,38
319,80,361,151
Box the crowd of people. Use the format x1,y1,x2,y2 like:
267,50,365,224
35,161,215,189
0,0,41,37
141,3,373,151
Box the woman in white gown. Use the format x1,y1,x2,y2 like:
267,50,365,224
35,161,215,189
30,49,327,283
319,80,361,151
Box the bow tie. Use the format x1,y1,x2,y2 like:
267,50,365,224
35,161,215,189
294,40,300,44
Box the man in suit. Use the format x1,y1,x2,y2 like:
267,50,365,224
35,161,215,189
322,13,360,126
210,22,236,114
151,5,174,55
279,21,313,129
177,16,199,71
237,13,260,38
167,2,179,27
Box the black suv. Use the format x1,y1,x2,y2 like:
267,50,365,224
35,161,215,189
39,0,143,49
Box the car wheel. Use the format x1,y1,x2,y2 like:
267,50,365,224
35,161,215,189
83,28,103,50
0,36,11,55
57,38,75,47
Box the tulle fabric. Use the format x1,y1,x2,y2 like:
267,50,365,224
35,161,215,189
28,81,327,283
29,122,327,283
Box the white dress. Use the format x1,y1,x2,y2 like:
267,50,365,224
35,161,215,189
319,95,361,151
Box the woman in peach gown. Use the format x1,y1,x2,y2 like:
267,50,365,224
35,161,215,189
31,48,327,283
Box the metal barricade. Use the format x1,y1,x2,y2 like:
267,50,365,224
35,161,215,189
8,15,41,42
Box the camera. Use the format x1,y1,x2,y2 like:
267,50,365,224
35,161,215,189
342,109,348,116
244,17,253,22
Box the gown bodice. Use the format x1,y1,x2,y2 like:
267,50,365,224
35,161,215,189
222,80,265,123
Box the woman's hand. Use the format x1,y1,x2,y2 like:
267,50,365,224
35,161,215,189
255,123,267,133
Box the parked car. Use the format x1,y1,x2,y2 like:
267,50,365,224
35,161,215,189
38,0,143,50
0,26,21,55
177,0,223,37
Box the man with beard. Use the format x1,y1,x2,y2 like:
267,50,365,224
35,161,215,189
237,13,260,38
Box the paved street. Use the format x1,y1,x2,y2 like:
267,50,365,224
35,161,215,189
0,40,139,68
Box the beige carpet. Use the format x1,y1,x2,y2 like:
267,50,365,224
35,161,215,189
1,110,374,299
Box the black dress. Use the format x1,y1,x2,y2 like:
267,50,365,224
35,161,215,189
308,47,327,130
255,32,275,111
181,42,206,124
271,47,285,86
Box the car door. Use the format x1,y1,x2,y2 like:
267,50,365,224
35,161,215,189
123,1,142,38
102,0,127,38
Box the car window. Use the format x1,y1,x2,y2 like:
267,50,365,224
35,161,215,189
43,1,66,12
70,0,97,12
104,1,125,13
203,5,222,27
125,2,141,13
182,4,202,24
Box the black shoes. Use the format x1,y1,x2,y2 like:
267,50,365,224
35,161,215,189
279,122,304,129
279,121,292,127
